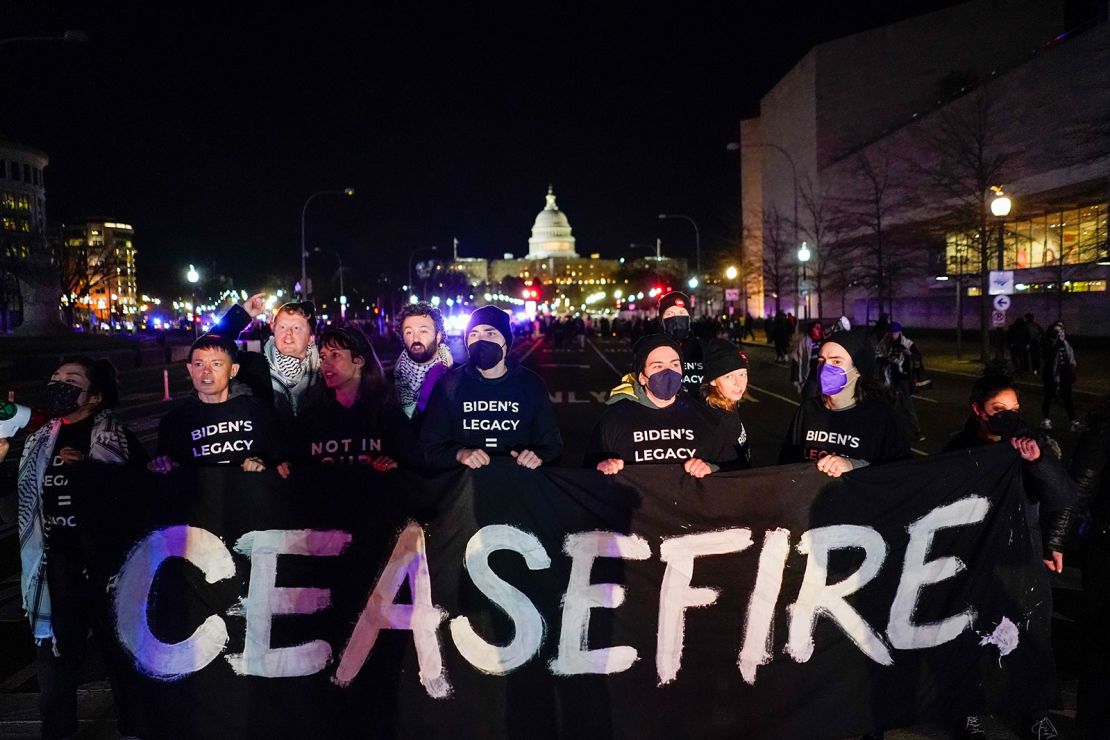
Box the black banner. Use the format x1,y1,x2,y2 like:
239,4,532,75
92,443,1050,739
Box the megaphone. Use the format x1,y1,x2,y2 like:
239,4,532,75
0,401,32,438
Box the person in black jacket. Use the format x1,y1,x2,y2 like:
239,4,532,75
702,338,752,469
214,295,323,428
942,368,1077,740
297,326,411,469
420,305,562,470
10,357,147,740
150,335,289,474
780,330,910,477
585,334,740,477
656,291,705,398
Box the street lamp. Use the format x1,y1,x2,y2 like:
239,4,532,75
797,242,811,319
659,214,700,312
725,266,738,281
313,247,346,322
990,187,1012,271
186,264,200,338
0,29,89,48
408,245,439,300
301,187,355,300
629,239,663,260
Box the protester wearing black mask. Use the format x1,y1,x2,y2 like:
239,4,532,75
13,357,146,740
421,305,562,470
585,334,736,477
658,291,706,398
942,368,1077,740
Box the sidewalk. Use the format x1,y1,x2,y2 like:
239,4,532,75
910,336,1110,397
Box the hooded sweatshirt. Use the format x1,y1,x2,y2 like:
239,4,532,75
584,374,738,469
419,361,563,469
157,382,288,467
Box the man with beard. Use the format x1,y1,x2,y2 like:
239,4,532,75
393,301,454,419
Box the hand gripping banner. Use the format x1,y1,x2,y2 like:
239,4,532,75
89,443,1049,739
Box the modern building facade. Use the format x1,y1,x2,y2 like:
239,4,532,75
0,135,50,332
58,220,139,328
739,0,1110,334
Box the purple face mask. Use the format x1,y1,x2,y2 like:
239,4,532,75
819,363,850,396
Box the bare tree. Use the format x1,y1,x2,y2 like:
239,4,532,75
762,207,791,313
58,238,121,327
911,91,1019,361
798,175,847,320
836,146,918,323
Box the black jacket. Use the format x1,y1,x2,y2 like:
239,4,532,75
419,361,563,470
942,421,1077,555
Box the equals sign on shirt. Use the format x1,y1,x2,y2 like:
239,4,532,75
484,437,498,449
56,495,72,507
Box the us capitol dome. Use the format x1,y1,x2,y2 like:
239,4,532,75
526,185,578,259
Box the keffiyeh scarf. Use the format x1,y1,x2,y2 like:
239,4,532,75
18,410,130,645
394,343,453,411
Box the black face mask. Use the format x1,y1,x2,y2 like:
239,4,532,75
45,381,85,418
468,340,504,371
645,368,683,401
985,409,1022,438
663,315,691,341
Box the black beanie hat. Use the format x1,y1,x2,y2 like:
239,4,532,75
632,333,683,376
702,338,749,383
823,329,875,380
466,305,513,349
657,291,691,318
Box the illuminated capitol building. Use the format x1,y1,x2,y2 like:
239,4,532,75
448,186,685,314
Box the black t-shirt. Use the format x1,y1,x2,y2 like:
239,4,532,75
583,392,737,468
297,395,413,466
420,363,563,469
708,405,751,470
779,396,911,465
41,416,94,551
157,391,288,467
679,337,705,399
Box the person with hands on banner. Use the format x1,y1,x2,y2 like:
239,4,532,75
420,305,562,470
151,334,289,476
586,334,739,478
701,337,752,469
942,367,1077,740
216,294,323,426
780,330,910,477
15,357,146,740
297,325,410,470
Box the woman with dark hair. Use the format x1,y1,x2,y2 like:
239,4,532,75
779,330,910,477
12,356,146,740
297,325,410,469
942,367,1076,740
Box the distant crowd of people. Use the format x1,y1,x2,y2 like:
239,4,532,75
0,289,1105,740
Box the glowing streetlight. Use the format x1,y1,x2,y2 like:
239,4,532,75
725,265,738,281
186,264,199,284
990,186,1013,271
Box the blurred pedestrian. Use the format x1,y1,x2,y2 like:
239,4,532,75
1040,321,1079,431
791,320,823,400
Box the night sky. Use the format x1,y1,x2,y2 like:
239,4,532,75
6,2,962,297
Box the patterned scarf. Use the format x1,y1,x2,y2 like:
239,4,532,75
394,343,453,410
18,410,130,646
273,350,306,384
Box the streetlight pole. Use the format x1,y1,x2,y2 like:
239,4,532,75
186,264,200,339
313,247,345,322
408,246,439,300
301,187,355,300
797,242,811,319
659,214,700,311
0,30,88,48
727,141,800,315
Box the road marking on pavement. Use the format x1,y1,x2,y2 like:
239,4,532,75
538,363,592,369
911,395,939,404
587,339,623,377
519,337,545,363
910,448,927,457
747,384,800,407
